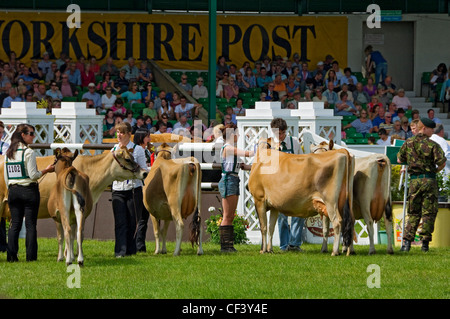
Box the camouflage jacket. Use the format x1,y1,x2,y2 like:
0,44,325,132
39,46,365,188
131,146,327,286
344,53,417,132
398,133,446,175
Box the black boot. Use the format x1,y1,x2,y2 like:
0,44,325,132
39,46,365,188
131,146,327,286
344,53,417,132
421,240,429,252
219,225,237,253
400,239,411,252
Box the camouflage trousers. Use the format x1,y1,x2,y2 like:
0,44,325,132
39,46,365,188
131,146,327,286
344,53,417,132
405,178,438,242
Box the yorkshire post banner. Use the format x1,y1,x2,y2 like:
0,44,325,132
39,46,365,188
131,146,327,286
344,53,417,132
0,11,347,69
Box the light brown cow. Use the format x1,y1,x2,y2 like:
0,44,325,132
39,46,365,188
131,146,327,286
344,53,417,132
311,141,394,255
143,143,203,256
48,148,93,266
0,146,148,259
248,138,355,256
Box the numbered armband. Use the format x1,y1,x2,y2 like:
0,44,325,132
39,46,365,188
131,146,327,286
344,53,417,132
5,149,30,180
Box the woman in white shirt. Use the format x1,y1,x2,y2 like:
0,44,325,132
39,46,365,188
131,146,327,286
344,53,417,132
110,122,149,258
5,124,54,262
101,86,117,110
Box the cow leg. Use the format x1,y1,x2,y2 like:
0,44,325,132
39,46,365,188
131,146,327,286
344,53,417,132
160,220,170,254
73,197,85,267
55,220,65,262
330,214,342,257
172,213,184,256
267,210,279,253
254,200,268,254
149,214,162,254
321,215,330,253
384,212,394,255
366,218,376,255
196,222,204,256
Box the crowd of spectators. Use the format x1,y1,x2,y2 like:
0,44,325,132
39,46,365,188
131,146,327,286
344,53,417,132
1,50,449,144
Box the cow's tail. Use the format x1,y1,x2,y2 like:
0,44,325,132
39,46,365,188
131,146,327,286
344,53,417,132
385,196,392,222
189,208,201,248
63,167,86,213
342,198,353,248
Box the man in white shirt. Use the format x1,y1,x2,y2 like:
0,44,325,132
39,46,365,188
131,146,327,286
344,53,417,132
431,124,450,176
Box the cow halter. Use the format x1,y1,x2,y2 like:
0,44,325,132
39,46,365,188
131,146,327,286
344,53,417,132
111,150,140,173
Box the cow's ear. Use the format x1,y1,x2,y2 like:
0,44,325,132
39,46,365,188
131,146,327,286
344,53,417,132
73,149,79,160
329,140,334,150
54,148,62,158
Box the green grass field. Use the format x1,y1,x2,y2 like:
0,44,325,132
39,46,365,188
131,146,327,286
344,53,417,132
0,238,448,300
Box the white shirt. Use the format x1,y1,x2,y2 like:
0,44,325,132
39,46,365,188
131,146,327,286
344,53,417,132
431,134,450,175
111,141,148,191
273,135,303,155
376,136,392,146
101,94,117,109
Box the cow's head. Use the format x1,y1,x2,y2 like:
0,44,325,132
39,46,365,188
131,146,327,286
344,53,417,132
311,140,334,153
53,147,79,174
155,143,173,160
111,146,148,180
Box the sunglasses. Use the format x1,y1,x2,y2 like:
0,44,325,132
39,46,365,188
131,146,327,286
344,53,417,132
26,131,35,136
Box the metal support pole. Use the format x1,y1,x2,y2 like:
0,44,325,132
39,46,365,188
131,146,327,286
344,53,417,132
208,0,217,123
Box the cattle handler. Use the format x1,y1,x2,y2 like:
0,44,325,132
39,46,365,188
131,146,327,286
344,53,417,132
397,118,446,252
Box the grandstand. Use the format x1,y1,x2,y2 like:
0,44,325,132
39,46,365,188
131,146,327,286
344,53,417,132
0,1,449,144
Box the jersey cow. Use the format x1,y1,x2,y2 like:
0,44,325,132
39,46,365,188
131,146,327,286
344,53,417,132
48,148,93,266
143,143,203,256
0,146,148,261
311,141,393,255
248,139,355,256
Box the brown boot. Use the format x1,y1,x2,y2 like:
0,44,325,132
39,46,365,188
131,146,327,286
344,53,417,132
219,225,237,253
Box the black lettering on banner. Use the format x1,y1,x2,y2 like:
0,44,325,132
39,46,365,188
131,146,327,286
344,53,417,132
109,22,135,60
180,23,203,62
138,22,150,61
220,24,242,61
31,21,55,59
152,23,175,61
87,21,107,61
2,20,31,60
292,25,316,62
60,21,83,59
242,24,269,63
271,25,291,59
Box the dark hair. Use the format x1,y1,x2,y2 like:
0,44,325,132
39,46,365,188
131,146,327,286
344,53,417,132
220,123,238,140
6,124,35,159
133,128,150,145
378,128,387,135
270,118,288,131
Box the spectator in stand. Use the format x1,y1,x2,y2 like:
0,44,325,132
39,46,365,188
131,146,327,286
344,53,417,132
325,61,344,84
33,83,47,100
338,83,354,103
243,67,257,89
101,86,117,111
157,114,173,133
286,75,300,98
376,128,391,145
216,56,229,80
301,89,313,102
2,87,22,108
111,98,127,117
29,60,43,80
387,101,398,119
80,63,95,88
273,74,287,98
312,87,328,107
153,90,167,111
343,109,373,136
389,120,406,140
59,56,72,74
65,62,81,86
323,54,334,72
16,79,28,99
178,74,193,96
340,67,358,86
393,108,406,123
142,82,157,104
224,106,237,125
192,77,208,100
392,88,412,110
45,62,59,84
216,77,224,98
228,64,238,80
363,77,377,97
142,100,157,121
335,91,358,116
119,81,142,105
170,91,181,108
367,95,383,114
378,76,397,102
411,109,420,122
89,56,100,76
114,69,130,94
400,116,413,139
310,71,324,90
45,81,63,100
372,106,387,132
132,116,146,134
157,97,174,120
58,73,78,98
379,112,394,134
353,82,371,106
430,63,447,92
96,71,115,94
257,67,272,89
323,81,339,106
364,45,388,85
263,82,279,101
16,67,34,90
123,109,136,127
235,72,248,92
233,98,246,117
138,60,153,86
103,109,117,138
154,122,168,134
75,56,86,73
100,57,119,77
324,69,340,92
55,52,67,69
224,77,239,101
312,61,326,78
173,115,191,130
82,83,102,112
427,108,442,125
175,95,201,121
38,52,52,78
121,57,139,82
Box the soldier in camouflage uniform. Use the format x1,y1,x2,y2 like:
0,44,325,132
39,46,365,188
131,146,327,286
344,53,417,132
397,118,447,252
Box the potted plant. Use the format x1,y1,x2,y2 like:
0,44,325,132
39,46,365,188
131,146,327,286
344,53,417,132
205,207,250,245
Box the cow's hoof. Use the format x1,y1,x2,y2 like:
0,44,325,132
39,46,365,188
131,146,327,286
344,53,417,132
66,261,72,266
368,250,376,255
78,261,84,267
387,249,394,255
331,251,340,256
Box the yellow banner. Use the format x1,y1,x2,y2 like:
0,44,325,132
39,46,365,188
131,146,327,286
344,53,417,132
0,11,347,70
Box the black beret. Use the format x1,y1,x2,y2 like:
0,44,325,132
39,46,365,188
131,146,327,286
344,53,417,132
420,117,436,129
